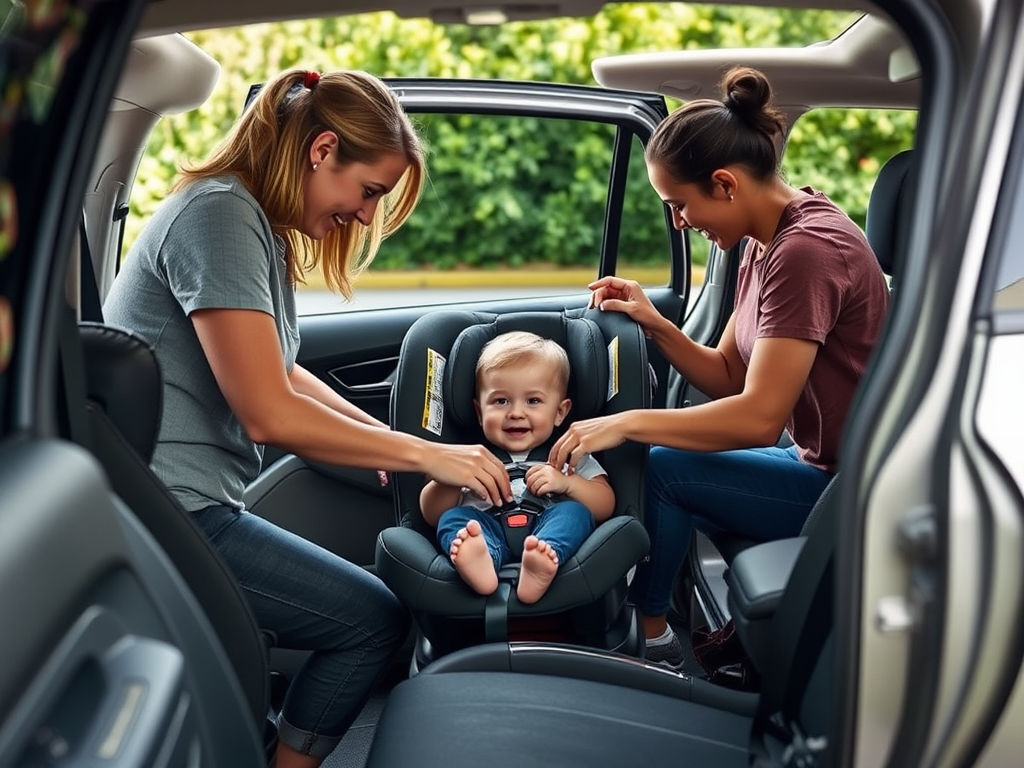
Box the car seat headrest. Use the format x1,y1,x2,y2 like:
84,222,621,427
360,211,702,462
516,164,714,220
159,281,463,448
78,322,163,463
866,148,915,277
444,313,609,431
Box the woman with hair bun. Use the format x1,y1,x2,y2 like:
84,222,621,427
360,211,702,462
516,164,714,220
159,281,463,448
105,68,511,767
550,66,889,671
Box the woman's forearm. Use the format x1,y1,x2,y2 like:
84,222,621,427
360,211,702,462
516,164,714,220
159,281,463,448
620,397,784,453
288,363,388,428
644,315,743,400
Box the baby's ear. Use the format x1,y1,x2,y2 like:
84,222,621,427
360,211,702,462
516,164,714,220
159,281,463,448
554,398,572,426
473,400,483,424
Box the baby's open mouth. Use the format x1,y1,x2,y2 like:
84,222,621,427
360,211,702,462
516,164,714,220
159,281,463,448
505,427,530,436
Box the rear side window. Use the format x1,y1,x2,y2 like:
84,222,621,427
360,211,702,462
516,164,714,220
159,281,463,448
992,150,1024,312
297,112,677,314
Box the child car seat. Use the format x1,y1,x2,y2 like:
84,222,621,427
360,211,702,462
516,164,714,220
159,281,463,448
375,308,651,667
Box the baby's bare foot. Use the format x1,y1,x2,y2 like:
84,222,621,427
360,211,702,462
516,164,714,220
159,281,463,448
450,520,498,595
517,535,559,604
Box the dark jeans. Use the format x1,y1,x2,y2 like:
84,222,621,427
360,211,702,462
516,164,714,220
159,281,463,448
436,500,596,568
629,445,834,617
192,505,410,758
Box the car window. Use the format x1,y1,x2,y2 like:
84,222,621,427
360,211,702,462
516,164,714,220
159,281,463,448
993,150,1024,311
297,111,678,314
618,131,700,290
0,0,87,432
785,107,918,232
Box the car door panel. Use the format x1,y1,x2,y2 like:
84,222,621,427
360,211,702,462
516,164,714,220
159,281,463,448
0,438,265,768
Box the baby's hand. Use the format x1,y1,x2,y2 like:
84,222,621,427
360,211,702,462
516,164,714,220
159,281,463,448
525,463,570,497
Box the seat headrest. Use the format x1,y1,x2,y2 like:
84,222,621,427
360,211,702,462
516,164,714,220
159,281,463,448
865,149,915,276
78,322,163,463
444,312,608,431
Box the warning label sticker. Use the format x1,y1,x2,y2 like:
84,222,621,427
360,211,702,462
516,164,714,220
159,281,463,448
607,336,619,401
422,348,446,435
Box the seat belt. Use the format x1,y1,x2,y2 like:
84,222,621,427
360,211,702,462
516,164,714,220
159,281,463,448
56,303,91,449
749,483,838,768
79,215,104,323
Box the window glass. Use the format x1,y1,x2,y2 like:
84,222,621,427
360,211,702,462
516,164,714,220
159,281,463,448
298,113,674,314
0,0,87,428
993,151,1024,311
618,133,700,291
785,107,917,235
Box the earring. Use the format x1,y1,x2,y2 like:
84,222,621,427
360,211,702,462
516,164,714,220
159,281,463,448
312,163,318,171
728,193,734,201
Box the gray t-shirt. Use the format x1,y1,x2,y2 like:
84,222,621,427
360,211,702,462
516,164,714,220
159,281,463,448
104,176,299,512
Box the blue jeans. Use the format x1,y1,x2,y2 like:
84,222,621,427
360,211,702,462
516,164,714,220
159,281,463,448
192,505,410,758
436,500,596,569
629,445,834,617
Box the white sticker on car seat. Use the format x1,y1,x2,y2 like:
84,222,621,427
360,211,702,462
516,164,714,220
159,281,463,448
607,336,619,401
422,348,446,435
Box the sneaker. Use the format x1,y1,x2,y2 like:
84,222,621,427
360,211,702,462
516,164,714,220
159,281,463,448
643,630,686,672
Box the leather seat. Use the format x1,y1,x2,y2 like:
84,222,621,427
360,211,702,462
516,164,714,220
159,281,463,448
375,308,652,666
364,469,843,768
77,323,273,741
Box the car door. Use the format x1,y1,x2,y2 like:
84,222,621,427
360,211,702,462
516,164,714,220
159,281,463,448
244,79,734,573
0,2,264,765
828,0,1024,765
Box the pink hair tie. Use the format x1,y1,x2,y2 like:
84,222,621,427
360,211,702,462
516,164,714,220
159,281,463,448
304,71,321,89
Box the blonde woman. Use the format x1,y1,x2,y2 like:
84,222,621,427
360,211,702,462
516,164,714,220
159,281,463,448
105,69,510,768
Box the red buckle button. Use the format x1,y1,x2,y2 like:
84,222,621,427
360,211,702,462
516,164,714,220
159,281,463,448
506,514,529,527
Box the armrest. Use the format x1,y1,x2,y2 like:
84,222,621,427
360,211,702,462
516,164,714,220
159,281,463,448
725,537,805,674
725,537,805,620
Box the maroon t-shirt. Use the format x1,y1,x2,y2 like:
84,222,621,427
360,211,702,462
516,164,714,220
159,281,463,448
733,189,890,472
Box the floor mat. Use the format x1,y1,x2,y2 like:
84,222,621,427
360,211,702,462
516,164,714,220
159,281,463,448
322,694,388,768
321,663,409,768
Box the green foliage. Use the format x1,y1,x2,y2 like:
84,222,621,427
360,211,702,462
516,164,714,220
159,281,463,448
128,3,917,270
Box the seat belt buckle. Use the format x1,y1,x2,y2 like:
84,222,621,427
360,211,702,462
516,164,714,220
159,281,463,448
781,722,827,768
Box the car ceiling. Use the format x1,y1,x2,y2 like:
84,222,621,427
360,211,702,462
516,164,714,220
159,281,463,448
593,13,918,110
139,0,872,37
134,0,931,113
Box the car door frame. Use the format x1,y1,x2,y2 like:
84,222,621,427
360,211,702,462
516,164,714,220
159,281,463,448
0,1,265,764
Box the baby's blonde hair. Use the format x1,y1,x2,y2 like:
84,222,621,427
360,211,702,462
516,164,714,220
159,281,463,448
476,331,570,395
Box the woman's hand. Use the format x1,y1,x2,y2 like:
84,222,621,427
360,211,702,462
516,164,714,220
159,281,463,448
588,276,663,333
525,463,571,496
426,444,511,508
549,413,629,473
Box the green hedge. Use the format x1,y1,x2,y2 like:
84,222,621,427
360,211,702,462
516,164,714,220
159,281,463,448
131,3,917,269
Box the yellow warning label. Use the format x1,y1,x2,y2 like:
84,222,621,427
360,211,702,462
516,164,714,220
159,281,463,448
422,348,446,434
607,336,619,400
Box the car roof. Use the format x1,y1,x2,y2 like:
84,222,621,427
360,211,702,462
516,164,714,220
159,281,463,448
592,12,919,111
135,1,924,115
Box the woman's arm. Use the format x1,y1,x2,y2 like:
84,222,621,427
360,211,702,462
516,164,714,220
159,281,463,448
191,307,512,506
550,335,818,466
288,363,388,428
644,314,747,400
588,276,746,399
